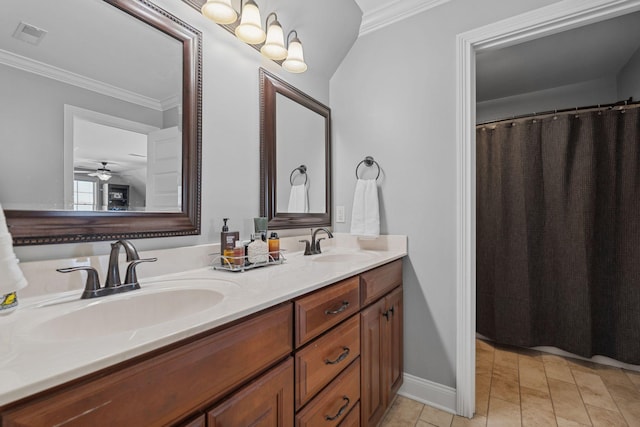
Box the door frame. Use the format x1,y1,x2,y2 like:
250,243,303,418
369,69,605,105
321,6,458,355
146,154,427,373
455,0,640,417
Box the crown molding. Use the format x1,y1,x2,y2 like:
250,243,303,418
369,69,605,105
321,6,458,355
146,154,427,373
0,48,165,111
359,0,452,36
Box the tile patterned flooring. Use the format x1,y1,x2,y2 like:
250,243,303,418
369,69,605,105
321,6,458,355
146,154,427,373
380,339,640,426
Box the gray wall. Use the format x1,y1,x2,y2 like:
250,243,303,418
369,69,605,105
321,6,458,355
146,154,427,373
330,0,561,388
13,0,330,261
618,45,640,100
0,63,162,210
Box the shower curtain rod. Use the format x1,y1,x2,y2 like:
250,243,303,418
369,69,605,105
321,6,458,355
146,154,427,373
478,97,639,126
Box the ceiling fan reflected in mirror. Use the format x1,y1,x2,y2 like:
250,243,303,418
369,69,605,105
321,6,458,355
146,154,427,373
74,161,114,181
89,162,112,181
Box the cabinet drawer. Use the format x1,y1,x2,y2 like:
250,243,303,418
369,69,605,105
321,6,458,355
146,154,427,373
338,401,360,427
295,315,360,409
360,259,402,306
208,358,294,427
295,358,360,427
295,277,360,347
2,304,293,427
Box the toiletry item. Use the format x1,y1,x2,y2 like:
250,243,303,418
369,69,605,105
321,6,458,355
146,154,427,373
232,240,245,267
254,217,268,235
268,232,280,260
220,218,239,265
247,233,269,264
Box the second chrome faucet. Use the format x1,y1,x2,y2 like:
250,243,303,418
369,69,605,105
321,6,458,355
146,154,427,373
57,239,157,299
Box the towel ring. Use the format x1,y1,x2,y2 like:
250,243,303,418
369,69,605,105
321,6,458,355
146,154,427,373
290,165,308,185
355,156,380,180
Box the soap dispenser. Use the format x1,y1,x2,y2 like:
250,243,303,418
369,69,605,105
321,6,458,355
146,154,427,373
220,218,239,265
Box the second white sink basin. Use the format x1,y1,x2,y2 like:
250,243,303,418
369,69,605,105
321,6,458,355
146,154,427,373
29,287,225,341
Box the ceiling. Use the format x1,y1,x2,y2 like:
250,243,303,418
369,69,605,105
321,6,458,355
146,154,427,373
354,0,451,36
1,0,182,106
476,11,640,102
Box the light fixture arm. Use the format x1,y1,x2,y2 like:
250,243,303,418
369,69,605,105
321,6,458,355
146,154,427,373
265,12,278,28
286,29,298,47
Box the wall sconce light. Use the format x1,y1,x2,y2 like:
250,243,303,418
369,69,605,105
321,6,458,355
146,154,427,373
260,13,287,60
201,0,237,25
282,30,307,73
235,0,265,45
200,0,306,73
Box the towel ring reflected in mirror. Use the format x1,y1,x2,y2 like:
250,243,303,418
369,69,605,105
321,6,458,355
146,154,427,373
355,156,381,180
289,165,308,185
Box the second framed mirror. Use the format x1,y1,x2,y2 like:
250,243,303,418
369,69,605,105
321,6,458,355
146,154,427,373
259,68,331,229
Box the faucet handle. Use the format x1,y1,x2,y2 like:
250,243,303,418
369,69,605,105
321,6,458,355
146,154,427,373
56,266,101,299
124,258,157,286
315,238,326,254
299,240,312,256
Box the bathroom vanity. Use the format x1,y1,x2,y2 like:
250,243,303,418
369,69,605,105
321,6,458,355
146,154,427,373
0,236,406,426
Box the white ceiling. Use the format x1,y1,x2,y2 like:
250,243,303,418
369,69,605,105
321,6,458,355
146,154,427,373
476,11,640,102
1,0,182,105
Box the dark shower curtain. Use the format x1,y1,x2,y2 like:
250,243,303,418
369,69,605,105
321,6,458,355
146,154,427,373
476,106,640,365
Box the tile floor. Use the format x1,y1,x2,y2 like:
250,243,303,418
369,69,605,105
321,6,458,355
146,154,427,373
380,339,640,426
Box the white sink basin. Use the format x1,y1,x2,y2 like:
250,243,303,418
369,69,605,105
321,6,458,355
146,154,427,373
29,287,225,341
312,252,375,263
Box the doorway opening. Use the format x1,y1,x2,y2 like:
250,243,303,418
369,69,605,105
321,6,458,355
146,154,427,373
455,0,640,418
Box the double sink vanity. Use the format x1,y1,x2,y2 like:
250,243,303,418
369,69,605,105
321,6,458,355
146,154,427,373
0,234,406,426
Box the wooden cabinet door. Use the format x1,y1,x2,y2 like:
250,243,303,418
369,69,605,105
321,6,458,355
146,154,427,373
208,358,294,427
385,287,403,400
295,359,360,427
295,315,360,409
295,277,360,347
2,304,292,427
360,299,386,427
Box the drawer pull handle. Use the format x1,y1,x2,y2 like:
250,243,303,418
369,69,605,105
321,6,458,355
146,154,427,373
325,301,349,315
325,396,350,421
325,347,350,365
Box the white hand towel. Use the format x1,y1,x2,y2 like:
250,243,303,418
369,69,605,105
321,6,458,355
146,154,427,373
288,184,308,213
0,203,28,297
350,179,380,237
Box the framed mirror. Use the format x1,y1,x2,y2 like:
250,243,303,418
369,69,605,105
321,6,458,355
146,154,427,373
1,0,202,245
259,68,331,229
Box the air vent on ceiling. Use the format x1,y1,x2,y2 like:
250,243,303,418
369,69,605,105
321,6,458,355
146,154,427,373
12,21,48,45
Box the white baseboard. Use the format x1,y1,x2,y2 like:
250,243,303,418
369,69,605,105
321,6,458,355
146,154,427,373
398,372,457,414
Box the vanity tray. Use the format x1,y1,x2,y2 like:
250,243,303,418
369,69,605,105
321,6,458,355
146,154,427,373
212,252,285,273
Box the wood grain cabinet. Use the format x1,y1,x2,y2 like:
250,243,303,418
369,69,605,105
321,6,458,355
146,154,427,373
1,304,293,427
360,260,403,427
208,358,294,427
1,259,404,427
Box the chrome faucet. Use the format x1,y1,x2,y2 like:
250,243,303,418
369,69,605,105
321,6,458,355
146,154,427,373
299,228,334,255
105,239,141,287
57,239,156,299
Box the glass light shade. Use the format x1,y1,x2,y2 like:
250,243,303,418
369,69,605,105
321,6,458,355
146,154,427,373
260,21,287,60
201,0,237,25
282,38,307,73
96,172,112,181
234,1,265,44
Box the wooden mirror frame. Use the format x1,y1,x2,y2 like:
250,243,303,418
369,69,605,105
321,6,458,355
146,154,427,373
6,0,202,246
259,68,331,230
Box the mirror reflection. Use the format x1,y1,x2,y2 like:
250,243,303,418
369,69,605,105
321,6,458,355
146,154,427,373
275,94,326,214
0,0,182,212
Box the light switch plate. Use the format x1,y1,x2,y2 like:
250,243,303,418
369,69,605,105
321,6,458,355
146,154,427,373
336,206,345,223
